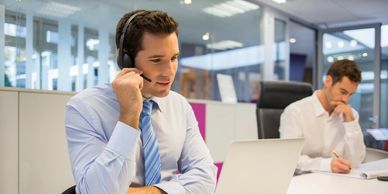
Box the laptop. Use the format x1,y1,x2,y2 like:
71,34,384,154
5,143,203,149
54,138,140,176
215,138,304,194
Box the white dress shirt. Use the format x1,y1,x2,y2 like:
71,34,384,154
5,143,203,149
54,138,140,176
65,83,217,194
279,91,366,172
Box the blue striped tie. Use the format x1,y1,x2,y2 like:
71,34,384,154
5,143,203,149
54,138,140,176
140,99,161,185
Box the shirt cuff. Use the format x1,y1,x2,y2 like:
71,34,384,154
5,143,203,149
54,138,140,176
106,121,140,161
319,158,332,172
154,181,186,194
343,120,362,134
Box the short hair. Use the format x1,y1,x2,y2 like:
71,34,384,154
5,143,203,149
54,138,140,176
115,10,179,60
326,59,362,85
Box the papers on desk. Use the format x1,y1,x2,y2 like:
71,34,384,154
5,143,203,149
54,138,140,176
367,128,388,141
315,158,388,179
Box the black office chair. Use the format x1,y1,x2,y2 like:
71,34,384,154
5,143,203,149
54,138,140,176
62,185,76,194
256,81,313,139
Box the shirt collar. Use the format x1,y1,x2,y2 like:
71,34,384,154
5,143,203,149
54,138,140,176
312,90,326,117
149,96,163,112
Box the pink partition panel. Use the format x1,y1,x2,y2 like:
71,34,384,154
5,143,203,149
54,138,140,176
214,162,223,182
189,102,206,141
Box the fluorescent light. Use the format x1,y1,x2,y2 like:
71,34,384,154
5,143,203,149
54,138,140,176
289,38,296,43
203,0,259,18
184,0,192,4
202,32,210,40
325,41,332,49
207,40,243,50
327,56,334,63
39,2,81,18
273,0,287,3
337,41,344,48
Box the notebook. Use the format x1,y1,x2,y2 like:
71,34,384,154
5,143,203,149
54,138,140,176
215,138,304,194
316,158,388,179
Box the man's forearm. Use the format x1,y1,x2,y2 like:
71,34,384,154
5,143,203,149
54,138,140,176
127,186,167,194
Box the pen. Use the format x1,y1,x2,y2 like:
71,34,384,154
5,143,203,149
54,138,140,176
332,150,340,158
332,150,352,170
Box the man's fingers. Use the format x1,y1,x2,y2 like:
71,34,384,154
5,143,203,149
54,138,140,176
116,68,143,78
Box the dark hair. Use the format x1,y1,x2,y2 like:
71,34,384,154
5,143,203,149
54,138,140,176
115,10,179,60
327,59,362,85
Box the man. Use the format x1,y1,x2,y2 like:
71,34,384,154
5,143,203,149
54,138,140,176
65,10,217,194
279,59,366,174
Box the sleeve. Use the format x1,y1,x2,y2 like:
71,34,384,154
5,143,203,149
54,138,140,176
65,101,140,194
279,105,332,172
155,103,217,194
342,109,366,168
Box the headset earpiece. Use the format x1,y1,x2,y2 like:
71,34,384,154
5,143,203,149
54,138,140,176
117,11,145,69
122,50,133,68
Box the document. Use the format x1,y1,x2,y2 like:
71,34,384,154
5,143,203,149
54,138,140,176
315,158,388,179
367,128,388,141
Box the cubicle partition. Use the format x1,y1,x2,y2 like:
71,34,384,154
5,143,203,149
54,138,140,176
0,88,257,194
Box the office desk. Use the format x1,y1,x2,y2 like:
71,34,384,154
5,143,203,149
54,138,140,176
287,173,388,194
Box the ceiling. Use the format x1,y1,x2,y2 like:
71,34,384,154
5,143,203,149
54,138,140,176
254,0,388,28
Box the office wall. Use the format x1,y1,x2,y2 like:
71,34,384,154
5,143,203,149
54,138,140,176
0,89,18,194
19,91,74,194
0,88,257,193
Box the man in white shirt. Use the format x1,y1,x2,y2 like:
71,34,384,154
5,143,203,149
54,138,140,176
279,59,366,174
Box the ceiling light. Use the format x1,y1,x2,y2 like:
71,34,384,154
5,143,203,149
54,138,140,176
325,41,332,49
203,0,259,18
337,41,344,48
39,2,81,18
272,0,287,3
350,40,357,47
202,32,210,41
362,52,368,57
348,56,354,60
337,56,344,60
327,56,334,63
181,0,192,4
289,38,296,43
207,40,243,50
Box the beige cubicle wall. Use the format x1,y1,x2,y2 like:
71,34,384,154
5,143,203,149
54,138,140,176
0,90,18,194
0,88,257,194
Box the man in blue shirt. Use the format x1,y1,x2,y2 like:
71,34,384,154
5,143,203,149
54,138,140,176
65,10,217,194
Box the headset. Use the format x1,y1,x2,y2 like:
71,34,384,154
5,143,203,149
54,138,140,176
117,11,145,69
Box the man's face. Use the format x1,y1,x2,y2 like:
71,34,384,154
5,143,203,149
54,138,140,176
135,31,179,98
324,75,358,107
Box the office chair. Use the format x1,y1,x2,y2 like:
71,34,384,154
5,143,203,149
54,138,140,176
256,81,313,139
62,185,76,194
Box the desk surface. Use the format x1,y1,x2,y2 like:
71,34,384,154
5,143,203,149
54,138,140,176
287,173,388,194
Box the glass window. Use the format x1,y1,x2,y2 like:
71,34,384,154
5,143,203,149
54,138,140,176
381,25,388,128
4,10,26,88
2,0,265,103
274,19,287,80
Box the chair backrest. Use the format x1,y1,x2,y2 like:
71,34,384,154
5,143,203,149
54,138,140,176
62,185,76,194
256,81,313,139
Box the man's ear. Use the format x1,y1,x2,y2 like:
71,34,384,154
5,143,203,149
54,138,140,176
324,75,332,88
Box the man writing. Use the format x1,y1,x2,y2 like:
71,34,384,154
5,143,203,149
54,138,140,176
65,10,217,194
279,59,366,173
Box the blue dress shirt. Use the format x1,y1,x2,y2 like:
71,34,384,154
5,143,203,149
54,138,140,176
65,84,217,194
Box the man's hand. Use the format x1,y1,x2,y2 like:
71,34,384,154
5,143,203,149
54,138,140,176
127,186,166,194
331,157,352,173
331,101,354,122
112,68,144,129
